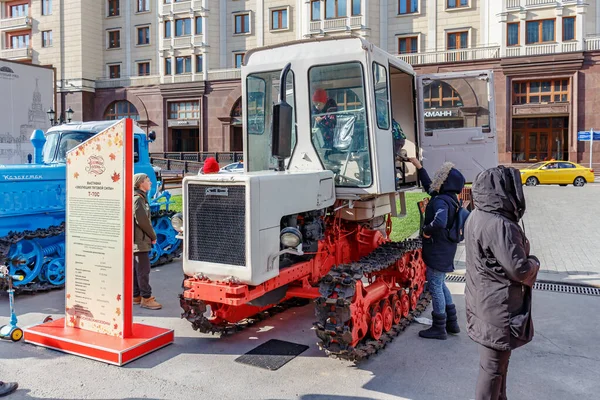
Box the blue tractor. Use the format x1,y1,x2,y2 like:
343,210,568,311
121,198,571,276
0,120,182,292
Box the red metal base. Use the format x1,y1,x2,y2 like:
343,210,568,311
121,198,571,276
24,318,174,366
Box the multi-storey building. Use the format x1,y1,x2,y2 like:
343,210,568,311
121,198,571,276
1,0,599,166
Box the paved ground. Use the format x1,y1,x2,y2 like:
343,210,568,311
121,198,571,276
454,184,600,286
1,261,600,400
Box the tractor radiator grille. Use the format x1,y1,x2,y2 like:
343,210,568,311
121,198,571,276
187,183,246,266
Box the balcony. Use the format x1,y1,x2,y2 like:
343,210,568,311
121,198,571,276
309,16,364,35
0,16,31,32
207,68,241,81
161,35,204,51
505,42,582,57
0,47,32,60
95,75,161,89
397,46,500,65
160,0,205,16
585,35,600,51
506,0,584,9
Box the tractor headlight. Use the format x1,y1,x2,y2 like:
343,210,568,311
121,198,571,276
171,212,184,233
280,227,302,248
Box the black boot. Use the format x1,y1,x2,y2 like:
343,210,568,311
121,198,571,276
418,311,447,340
0,381,18,397
446,304,460,334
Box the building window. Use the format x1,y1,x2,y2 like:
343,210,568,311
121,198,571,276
10,34,30,49
325,0,346,19
42,0,52,15
137,0,149,12
137,26,150,45
512,117,568,162
512,79,569,105
10,3,29,17
271,9,288,30
196,55,203,73
104,101,139,120
108,65,121,79
352,0,361,15
447,0,468,8
234,14,250,34
234,53,245,68
423,81,463,109
165,21,172,38
563,17,575,41
138,62,150,76
108,0,119,17
398,36,418,54
195,16,203,35
108,30,120,48
175,18,191,36
169,101,200,120
526,19,555,44
165,58,172,75
42,31,52,47
447,31,468,50
311,0,320,20
398,0,418,15
507,23,519,46
175,56,191,74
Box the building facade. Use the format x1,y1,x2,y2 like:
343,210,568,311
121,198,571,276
1,0,599,166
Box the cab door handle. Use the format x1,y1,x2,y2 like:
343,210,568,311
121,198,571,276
470,136,485,141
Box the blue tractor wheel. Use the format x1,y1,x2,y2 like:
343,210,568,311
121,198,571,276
45,258,66,285
7,240,44,285
150,213,182,266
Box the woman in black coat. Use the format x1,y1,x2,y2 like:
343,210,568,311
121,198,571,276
409,158,465,340
464,166,540,400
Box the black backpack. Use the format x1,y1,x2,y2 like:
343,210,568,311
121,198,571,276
438,194,470,243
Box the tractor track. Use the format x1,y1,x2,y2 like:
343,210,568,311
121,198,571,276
0,210,182,294
180,238,429,362
314,238,429,362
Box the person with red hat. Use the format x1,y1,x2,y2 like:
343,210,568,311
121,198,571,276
202,157,220,174
311,88,337,150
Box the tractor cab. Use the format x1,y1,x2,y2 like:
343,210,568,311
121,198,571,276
41,121,159,198
243,36,420,199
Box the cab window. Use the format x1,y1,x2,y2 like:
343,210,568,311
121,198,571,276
541,162,559,170
308,62,371,187
559,162,575,169
134,137,140,163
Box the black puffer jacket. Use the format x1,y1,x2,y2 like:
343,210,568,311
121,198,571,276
419,164,466,273
464,166,540,351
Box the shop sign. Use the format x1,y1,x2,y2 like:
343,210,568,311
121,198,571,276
424,110,458,118
167,119,199,127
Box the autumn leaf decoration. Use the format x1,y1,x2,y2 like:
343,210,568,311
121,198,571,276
116,294,121,301
109,153,116,161
96,144,102,151
73,172,79,179
111,172,121,183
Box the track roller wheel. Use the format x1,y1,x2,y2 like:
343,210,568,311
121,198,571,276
399,290,410,318
380,299,393,333
409,289,419,311
390,294,402,325
369,305,384,340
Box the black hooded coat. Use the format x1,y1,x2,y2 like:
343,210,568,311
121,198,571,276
418,165,466,273
464,166,540,351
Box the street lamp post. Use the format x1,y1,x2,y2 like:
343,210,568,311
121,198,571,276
47,107,75,126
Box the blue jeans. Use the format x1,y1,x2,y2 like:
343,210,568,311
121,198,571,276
426,267,453,314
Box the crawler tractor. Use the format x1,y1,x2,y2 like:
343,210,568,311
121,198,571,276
176,37,460,360
0,121,181,293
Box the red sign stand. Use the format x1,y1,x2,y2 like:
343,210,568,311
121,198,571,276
24,119,174,366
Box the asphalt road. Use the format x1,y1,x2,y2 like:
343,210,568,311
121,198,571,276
1,260,599,400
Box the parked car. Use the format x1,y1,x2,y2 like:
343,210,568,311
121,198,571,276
520,161,595,187
219,162,244,174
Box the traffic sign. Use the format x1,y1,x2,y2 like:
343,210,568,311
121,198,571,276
577,131,600,141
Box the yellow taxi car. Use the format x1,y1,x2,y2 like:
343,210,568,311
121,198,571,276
520,161,595,187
